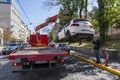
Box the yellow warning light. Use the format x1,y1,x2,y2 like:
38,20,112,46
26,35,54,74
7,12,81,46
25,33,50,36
58,59,65,63
61,59,65,63
13,62,17,66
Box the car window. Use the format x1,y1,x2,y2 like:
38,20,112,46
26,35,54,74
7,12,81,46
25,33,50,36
84,21,91,25
63,24,69,28
8,43,17,46
59,23,69,32
18,44,21,46
73,19,88,23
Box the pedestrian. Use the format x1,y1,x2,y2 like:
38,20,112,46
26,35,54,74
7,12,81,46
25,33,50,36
93,38,101,63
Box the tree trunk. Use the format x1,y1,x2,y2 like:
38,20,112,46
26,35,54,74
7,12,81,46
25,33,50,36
79,0,83,18
84,0,88,18
97,0,105,44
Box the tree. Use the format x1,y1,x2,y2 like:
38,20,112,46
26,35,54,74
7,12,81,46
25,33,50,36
3,27,12,43
78,0,88,18
44,0,120,44
3,27,17,43
97,0,120,44
43,0,89,40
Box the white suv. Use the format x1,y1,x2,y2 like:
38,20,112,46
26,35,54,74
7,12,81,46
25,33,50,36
57,19,95,41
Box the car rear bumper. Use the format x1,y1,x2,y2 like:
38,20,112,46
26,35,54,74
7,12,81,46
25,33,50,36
72,33,94,38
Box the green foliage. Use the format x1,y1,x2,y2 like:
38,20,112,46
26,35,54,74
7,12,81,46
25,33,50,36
105,35,111,41
89,0,120,44
49,26,58,42
44,0,120,44
3,27,13,42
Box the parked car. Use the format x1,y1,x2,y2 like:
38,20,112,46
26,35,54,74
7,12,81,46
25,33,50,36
17,43,24,50
49,42,56,48
57,19,95,41
55,43,68,51
2,43,19,55
21,43,28,48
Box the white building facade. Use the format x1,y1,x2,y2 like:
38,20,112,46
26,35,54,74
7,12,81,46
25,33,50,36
0,0,29,44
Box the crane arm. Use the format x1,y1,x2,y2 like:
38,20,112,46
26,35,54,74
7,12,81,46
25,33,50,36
35,14,59,31
35,21,49,31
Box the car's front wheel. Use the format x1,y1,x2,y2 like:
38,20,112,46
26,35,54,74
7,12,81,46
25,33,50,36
56,36,60,42
2,52,6,55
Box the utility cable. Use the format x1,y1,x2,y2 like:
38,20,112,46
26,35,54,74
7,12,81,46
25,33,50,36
17,0,32,24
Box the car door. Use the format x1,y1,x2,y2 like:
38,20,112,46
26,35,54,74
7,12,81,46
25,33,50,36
58,28,65,40
58,24,69,40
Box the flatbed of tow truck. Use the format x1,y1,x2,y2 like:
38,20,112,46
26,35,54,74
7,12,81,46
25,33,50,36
8,47,69,73
9,47,68,61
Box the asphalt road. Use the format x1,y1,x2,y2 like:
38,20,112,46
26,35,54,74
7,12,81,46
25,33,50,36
0,52,64,80
0,51,120,80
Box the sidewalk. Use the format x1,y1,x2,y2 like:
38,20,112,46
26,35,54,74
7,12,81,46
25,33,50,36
0,46,3,55
0,46,3,51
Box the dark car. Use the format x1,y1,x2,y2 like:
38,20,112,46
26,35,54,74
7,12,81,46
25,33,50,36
55,43,68,51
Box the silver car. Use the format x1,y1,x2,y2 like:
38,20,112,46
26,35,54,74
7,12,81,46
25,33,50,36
2,43,19,55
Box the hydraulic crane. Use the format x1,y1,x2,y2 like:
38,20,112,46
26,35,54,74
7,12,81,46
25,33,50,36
29,12,67,47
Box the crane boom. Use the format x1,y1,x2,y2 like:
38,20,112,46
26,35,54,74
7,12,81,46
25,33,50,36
29,12,68,47
35,14,59,31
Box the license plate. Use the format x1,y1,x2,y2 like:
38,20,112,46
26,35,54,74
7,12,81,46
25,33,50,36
35,61,47,64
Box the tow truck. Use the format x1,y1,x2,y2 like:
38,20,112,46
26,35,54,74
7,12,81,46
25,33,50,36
8,12,69,73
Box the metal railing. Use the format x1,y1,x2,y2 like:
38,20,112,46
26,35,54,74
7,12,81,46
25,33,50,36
69,46,120,60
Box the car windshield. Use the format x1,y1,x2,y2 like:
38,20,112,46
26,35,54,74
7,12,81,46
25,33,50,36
8,43,17,46
73,19,88,23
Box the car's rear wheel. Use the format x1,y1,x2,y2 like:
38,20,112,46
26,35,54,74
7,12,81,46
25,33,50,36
86,36,93,41
2,52,6,55
66,30,71,41
56,36,59,42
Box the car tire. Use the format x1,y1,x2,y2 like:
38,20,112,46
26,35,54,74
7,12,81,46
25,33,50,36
66,30,71,41
2,52,6,55
86,36,93,41
56,36,60,42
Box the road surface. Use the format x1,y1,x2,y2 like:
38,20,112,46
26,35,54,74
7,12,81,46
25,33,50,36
0,51,120,80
